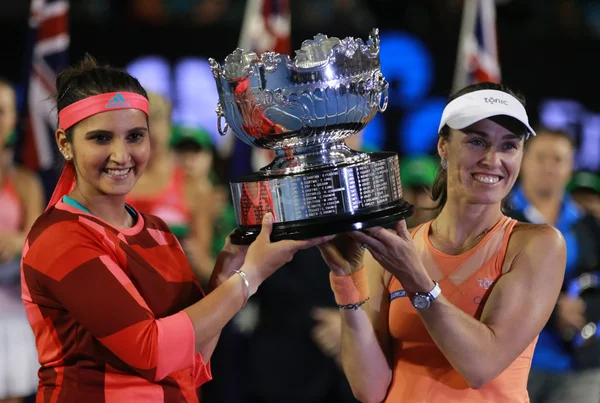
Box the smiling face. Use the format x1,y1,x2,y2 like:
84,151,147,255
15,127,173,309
57,109,150,199
438,118,525,206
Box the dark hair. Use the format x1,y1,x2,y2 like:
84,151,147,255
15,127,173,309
56,53,148,142
431,82,528,211
524,125,575,151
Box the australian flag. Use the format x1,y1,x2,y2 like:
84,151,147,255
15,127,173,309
452,0,500,92
18,0,69,198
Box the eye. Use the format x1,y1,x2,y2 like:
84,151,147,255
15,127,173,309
128,132,145,142
92,134,110,143
468,138,486,147
502,142,519,151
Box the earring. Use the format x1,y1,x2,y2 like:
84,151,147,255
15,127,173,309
64,154,71,160
440,157,447,169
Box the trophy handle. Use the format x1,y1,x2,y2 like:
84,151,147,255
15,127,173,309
216,102,230,136
378,80,389,112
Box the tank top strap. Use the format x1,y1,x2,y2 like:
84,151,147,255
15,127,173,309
410,222,426,238
414,221,446,282
499,217,519,274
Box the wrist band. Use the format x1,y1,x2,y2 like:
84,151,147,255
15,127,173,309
329,266,369,307
230,270,250,307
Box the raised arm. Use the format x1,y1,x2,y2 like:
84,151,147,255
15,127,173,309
319,236,394,403
353,222,566,389
23,213,331,382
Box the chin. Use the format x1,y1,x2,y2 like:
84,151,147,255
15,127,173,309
465,188,507,206
98,181,136,197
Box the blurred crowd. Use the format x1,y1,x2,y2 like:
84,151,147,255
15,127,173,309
2,77,600,402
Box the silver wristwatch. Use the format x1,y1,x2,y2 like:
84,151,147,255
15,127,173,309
410,281,442,310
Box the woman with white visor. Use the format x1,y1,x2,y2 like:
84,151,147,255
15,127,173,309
319,82,566,402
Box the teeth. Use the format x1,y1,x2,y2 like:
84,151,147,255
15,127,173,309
105,168,130,177
473,174,500,184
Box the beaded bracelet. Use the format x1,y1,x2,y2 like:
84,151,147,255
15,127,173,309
338,297,370,310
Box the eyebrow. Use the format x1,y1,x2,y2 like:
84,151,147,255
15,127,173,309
463,130,522,140
85,127,148,136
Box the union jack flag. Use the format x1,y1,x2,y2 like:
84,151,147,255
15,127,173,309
230,0,290,177
18,0,69,174
452,0,500,92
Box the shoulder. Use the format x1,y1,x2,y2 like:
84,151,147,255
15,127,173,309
506,222,566,274
23,212,106,276
510,222,565,250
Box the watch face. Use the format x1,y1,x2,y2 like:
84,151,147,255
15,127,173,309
412,295,430,310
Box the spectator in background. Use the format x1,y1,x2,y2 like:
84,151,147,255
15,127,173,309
505,127,600,403
170,125,237,277
0,79,43,403
399,155,438,227
127,93,216,284
568,170,600,220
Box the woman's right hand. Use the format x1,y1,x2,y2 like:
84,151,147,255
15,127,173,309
318,233,365,276
242,213,333,294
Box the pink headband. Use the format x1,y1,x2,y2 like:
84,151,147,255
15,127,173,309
58,91,149,130
48,92,149,211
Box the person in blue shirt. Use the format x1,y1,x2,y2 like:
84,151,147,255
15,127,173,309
506,126,600,403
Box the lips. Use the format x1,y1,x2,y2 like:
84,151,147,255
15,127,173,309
472,173,502,184
103,167,133,179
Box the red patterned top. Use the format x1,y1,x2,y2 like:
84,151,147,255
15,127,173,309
21,200,211,403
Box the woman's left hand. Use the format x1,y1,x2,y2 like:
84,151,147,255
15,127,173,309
350,220,423,279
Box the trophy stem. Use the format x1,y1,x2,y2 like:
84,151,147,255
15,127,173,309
260,141,369,176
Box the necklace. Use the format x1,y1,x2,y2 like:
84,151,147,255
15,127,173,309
432,220,494,253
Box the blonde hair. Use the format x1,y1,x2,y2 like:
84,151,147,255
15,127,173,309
148,92,172,122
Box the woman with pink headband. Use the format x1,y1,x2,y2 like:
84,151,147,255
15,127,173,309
20,55,330,402
319,82,566,402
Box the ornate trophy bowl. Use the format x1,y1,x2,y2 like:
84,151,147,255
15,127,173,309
210,29,413,244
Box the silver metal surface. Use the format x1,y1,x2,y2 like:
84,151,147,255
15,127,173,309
230,154,403,226
209,29,388,176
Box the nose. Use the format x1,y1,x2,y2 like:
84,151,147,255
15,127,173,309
481,148,501,168
109,139,131,165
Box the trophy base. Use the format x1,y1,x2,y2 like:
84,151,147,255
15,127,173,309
230,199,414,244
228,152,414,245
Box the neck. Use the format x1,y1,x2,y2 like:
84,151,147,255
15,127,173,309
434,197,504,250
69,187,131,228
522,186,563,224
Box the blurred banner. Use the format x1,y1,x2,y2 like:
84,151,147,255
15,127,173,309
18,0,69,200
230,0,291,177
452,0,500,92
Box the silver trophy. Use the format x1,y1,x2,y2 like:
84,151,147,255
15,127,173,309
209,29,413,243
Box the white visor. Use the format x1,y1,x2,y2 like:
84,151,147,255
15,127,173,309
437,89,536,138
